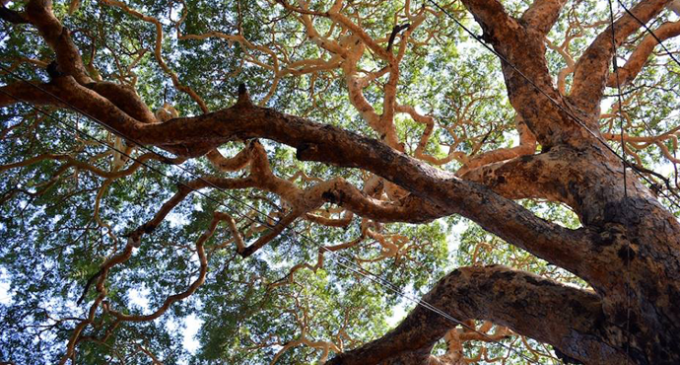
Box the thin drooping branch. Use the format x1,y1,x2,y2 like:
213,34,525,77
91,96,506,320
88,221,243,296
206,144,254,171
63,205,216,360
100,0,208,113
0,151,184,180
327,265,627,365
127,175,256,246
61,240,135,364
317,178,449,224
429,322,512,364
456,117,537,176
108,211,212,323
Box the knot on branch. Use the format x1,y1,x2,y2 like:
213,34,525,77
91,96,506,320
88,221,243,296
46,60,67,81
127,231,143,248
296,143,319,161
125,223,154,248
236,83,253,106
322,190,343,206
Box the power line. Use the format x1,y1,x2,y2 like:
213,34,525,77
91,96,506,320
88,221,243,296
607,0,632,362
608,4,629,200
6,2,675,358
615,0,680,69
426,0,680,211
0,68,543,364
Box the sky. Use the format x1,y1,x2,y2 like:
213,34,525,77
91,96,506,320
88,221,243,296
1,1,680,363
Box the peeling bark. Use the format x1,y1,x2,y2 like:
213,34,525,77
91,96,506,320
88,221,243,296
3,0,680,363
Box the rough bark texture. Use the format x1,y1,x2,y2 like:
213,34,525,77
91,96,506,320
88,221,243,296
2,0,680,364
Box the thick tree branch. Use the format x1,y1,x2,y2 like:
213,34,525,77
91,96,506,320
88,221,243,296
521,0,569,35
8,79,604,284
460,150,568,202
460,0,587,149
86,82,157,125
0,81,66,107
0,4,28,23
327,265,627,365
606,21,680,87
24,0,92,83
570,0,670,114
460,0,520,48
1,84,155,135
6,1,157,129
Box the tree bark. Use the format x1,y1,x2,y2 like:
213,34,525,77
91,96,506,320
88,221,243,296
327,265,628,365
2,0,680,364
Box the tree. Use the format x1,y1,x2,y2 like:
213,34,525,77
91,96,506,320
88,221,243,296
0,0,679,363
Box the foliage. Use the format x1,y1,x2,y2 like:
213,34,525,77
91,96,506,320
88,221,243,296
0,0,679,364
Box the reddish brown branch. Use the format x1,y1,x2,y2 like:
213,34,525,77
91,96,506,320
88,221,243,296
6,78,600,283
606,21,680,87
570,0,670,113
521,0,569,35
327,265,626,365
25,0,92,83
0,4,28,23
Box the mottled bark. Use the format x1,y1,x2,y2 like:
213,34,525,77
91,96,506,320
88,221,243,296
3,0,680,363
605,21,680,87
328,266,628,365
25,0,92,84
5,69,680,363
570,0,670,114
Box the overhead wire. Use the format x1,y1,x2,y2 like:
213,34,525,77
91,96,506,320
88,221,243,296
7,0,678,359
615,0,680,68
428,0,680,360
607,0,632,362
426,0,680,211
0,68,543,363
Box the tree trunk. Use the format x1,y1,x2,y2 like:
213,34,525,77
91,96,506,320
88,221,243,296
1,0,679,363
